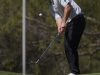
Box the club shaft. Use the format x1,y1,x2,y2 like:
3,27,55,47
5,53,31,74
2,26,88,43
37,34,59,62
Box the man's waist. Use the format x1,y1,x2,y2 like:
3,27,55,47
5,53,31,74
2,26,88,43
67,14,84,24
72,14,84,21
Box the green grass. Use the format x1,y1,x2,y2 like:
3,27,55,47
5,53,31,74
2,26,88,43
0,71,33,75
0,71,100,75
80,73,100,75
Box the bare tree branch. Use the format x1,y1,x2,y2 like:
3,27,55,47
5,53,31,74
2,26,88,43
84,31,100,35
89,43,100,47
85,16,100,24
79,47,100,56
26,16,55,28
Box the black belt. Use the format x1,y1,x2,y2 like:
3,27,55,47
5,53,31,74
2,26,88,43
67,14,84,25
72,14,84,21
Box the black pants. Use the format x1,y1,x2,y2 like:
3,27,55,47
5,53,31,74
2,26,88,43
64,15,86,74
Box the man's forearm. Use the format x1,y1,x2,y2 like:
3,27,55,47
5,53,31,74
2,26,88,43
62,3,71,23
56,18,62,27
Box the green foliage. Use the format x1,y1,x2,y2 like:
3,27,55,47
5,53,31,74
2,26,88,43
0,0,22,72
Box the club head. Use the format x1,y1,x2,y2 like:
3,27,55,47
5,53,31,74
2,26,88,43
31,61,38,64
31,59,39,64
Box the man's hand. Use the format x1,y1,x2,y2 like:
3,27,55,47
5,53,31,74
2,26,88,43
56,18,62,34
56,18,66,34
61,21,67,28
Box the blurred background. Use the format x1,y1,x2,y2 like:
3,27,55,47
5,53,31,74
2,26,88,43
0,0,100,75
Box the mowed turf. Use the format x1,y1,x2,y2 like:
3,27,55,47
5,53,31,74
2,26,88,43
0,71,100,75
0,71,32,75
80,73,100,75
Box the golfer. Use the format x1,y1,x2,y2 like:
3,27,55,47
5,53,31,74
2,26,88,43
48,0,86,75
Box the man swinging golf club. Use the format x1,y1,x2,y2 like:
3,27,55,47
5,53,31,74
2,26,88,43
47,0,86,75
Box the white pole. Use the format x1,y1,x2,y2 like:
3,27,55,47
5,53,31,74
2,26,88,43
22,0,26,75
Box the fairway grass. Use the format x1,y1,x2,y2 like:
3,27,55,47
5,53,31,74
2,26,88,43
0,70,100,75
0,71,32,75
80,73,100,75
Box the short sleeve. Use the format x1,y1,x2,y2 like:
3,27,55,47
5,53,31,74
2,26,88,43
60,0,70,7
55,13,61,20
49,5,61,20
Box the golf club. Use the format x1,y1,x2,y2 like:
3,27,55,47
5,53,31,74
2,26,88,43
31,33,59,63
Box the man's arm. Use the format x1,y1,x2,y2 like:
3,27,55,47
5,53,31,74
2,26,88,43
56,3,72,34
61,3,72,28
49,5,62,34
56,18,62,34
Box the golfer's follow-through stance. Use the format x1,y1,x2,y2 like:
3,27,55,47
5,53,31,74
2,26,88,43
47,0,86,75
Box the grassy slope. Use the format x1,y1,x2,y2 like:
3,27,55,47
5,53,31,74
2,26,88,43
0,71,100,75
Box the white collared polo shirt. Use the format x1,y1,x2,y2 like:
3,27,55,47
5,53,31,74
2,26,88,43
49,0,83,23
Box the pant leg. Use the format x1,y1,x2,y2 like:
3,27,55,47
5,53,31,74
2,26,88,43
64,16,86,74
